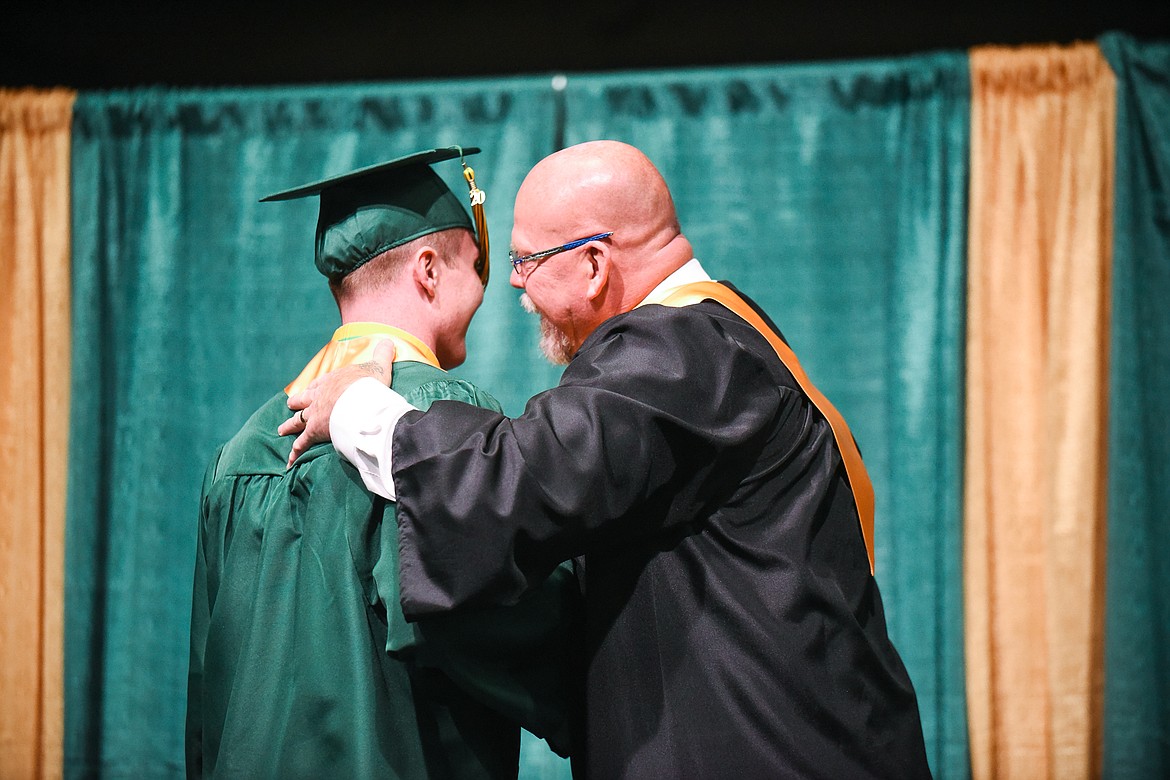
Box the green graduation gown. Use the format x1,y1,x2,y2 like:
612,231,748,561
186,359,581,779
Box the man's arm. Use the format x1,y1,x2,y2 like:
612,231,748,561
279,339,406,494
327,378,413,499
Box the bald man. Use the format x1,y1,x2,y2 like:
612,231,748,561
280,141,932,779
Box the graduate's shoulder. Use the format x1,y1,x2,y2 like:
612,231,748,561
209,391,299,477
393,360,503,414
207,390,373,487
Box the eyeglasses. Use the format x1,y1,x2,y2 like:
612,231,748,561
508,232,614,273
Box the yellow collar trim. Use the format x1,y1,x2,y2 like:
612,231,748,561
285,323,441,396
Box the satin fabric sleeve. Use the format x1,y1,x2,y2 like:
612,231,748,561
185,446,224,778
392,304,784,616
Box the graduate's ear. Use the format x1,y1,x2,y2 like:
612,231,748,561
412,245,439,301
584,243,610,301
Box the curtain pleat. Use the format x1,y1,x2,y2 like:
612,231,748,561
1097,33,1170,780
0,87,74,780
964,43,1115,780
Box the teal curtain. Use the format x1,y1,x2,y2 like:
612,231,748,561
65,80,567,778
1099,33,1170,780
562,55,971,779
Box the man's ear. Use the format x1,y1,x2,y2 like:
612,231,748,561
585,244,610,301
413,246,439,300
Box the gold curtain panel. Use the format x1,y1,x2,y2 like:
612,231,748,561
964,42,1115,780
0,87,75,780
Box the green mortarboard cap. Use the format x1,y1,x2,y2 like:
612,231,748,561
261,146,480,280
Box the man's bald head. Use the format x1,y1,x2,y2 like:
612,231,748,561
516,141,679,246
512,141,693,316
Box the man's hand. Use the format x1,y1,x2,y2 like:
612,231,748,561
278,339,396,467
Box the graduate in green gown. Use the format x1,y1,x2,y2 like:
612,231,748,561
186,148,582,779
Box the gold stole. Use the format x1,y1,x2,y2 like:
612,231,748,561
640,281,876,574
285,322,441,396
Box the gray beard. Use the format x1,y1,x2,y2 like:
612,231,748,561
520,293,574,365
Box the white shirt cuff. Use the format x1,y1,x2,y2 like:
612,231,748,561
329,376,416,500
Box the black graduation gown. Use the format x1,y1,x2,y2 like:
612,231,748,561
391,286,932,779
